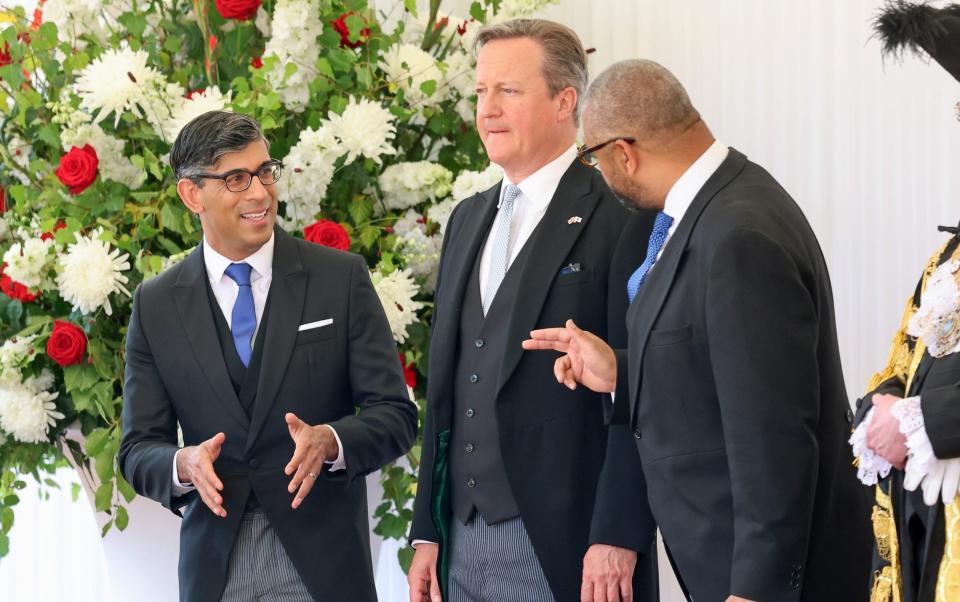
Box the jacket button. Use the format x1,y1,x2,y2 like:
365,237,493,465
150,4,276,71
470,374,479,383
465,443,475,453
467,478,477,488
466,408,475,418
475,339,484,348
249,458,260,469
633,429,642,439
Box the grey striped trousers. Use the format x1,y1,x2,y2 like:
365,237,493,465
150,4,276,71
219,510,314,602
449,514,556,602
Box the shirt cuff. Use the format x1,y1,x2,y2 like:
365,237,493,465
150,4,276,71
411,540,437,548
172,448,196,495
325,425,346,472
849,407,893,486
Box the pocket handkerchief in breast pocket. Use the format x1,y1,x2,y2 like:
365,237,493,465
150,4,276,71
298,318,334,332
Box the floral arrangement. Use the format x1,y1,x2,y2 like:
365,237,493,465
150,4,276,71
0,0,558,565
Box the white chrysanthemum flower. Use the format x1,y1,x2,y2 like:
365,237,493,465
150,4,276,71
392,209,424,239
44,0,107,47
278,126,339,229
370,268,424,344
63,123,146,190
495,0,561,19
426,197,460,235
451,163,504,201
379,161,453,211
264,0,323,112
57,229,131,316
0,335,37,389
6,135,33,185
326,97,397,166
165,87,233,141
142,81,188,141
381,43,446,106
398,228,442,291
0,382,62,444
74,48,166,128
3,236,55,290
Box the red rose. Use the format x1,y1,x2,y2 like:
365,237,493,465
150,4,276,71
399,352,416,388
0,42,11,68
0,186,5,213
55,144,99,195
250,56,263,69
214,0,261,20
331,11,371,49
0,263,38,303
46,320,87,367
304,220,351,251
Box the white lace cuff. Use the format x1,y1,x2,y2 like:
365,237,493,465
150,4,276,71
849,408,893,486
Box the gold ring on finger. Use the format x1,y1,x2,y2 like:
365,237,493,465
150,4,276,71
307,472,317,480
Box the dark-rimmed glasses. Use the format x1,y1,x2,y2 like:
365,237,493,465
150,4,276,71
192,160,284,192
577,137,636,167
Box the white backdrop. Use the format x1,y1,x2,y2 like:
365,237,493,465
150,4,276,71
4,1,960,601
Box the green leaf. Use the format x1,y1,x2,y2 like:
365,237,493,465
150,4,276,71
0,532,8,558
63,364,100,393
118,13,148,38
115,505,129,530
117,476,136,503
0,507,13,533
317,57,334,80
405,0,418,14
100,519,113,538
398,545,414,574
94,481,113,513
85,427,111,457
470,1,486,22
37,123,61,149
3,495,20,507
5,300,23,326
419,79,438,98
71,483,81,503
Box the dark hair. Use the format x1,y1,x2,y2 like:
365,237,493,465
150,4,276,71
169,111,267,182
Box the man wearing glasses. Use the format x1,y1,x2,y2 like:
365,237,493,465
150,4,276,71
120,110,417,602
407,18,657,602
524,59,871,602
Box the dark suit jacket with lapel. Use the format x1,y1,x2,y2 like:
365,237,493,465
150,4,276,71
410,160,658,602
119,227,417,602
617,148,871,601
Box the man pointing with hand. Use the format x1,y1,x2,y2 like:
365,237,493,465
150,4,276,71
120,111,417,602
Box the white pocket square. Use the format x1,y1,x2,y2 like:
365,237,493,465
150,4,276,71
298,318,333,332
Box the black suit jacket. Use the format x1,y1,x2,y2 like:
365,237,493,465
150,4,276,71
616,149,871,601
119,227,417,602
410,160,658,601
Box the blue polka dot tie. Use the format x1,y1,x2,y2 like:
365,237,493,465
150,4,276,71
627,211,674,303
224,262,256,367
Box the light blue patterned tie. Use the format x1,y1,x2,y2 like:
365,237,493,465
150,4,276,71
627,211,674,303
224,262,256,367
483,183,522,315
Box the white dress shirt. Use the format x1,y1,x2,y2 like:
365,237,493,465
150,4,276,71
656,139,729,261
172,235,344,494
477,145,578,307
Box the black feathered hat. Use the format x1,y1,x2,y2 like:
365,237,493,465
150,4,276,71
875,1,960,83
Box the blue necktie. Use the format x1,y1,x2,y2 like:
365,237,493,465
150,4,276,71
627,212,674,303
483,183,521,315
224,262,256,367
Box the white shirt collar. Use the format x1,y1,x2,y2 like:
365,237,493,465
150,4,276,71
203,232,275,283
499,145,578,211
662,140,729,223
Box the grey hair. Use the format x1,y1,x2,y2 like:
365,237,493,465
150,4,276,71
474,18,588,124
169,111,267,182
584,59,699,147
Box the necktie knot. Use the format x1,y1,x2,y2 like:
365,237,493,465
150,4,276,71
501,184,521,209
225,262,253,287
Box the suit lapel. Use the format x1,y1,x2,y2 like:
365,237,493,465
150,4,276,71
172,246,251,430
626,149,749,426
245,228,307,454
496,161,600,394
428,185,500,423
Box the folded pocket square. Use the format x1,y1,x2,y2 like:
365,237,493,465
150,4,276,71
559,262,582,275
298,318,333,331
